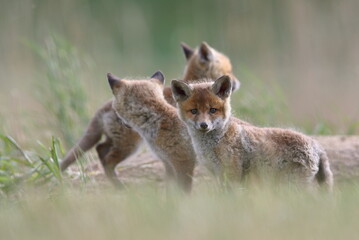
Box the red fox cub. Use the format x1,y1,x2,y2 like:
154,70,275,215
60,42,239,187
108,71,195,191
163,42,240,105
171,76,333,190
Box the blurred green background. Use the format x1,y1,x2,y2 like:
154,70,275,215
1,0,358,147
0,3,359,238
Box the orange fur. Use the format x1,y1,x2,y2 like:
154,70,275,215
61,42,240,188
172,76,333,190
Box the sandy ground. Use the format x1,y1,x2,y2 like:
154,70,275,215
66,147,211,189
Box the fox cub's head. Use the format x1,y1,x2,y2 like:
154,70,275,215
181,42,240,91
171,76,232,133
108,71,165,121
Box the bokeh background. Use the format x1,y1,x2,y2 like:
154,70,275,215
1,3,359,239
1,0,358,148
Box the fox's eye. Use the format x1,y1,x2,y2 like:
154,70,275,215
209,108,217,114
190,109,198,114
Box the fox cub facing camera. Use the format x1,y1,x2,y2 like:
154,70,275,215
60,42,240,188
171,76,333,190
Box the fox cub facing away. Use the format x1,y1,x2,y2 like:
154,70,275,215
60,42,239,188
171,76,333,190
108,71,196,191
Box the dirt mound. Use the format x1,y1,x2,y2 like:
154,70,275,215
68,136,359,186
315,136,359,183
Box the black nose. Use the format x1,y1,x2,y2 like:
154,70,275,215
200,122,208,130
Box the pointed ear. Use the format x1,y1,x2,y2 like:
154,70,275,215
231,76,241,92
151,71,165,84
212,75,232,99
180,42,194,60
199,41,213,62
171,80,192,102
107,73,122,93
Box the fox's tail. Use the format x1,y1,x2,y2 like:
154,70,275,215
315,150,334,191
60,102,109,171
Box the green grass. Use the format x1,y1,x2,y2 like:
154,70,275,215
0,134,64,195
232,66,289,126
2,123,357,240
0,183,358,240
0,131,358,240
300,118,359,136
30,35,90,148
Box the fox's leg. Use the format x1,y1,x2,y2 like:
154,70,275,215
97,131,142,187
177,161,195,192
96,138,113,160
164,159,195,193
98,147,124,187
